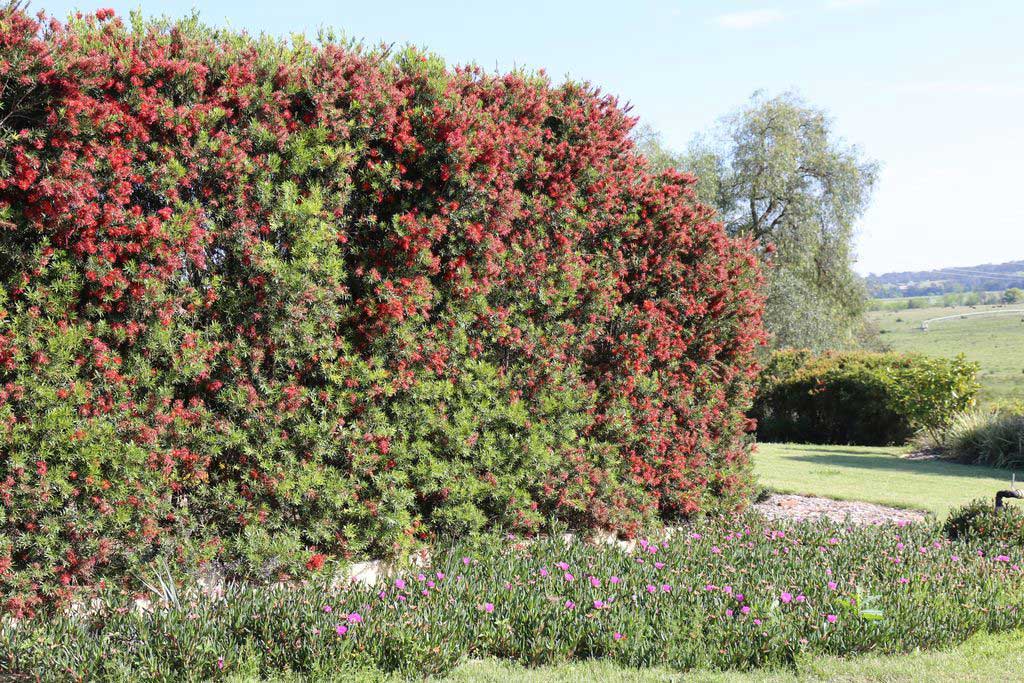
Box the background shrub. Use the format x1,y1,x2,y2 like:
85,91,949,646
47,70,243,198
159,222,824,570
751,350,978,445
0,8,765,613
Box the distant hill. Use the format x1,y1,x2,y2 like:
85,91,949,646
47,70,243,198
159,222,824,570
866,260,1024,298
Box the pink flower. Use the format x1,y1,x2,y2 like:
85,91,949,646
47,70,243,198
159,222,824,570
827,581,837,590
322,605,332,613
594,600,604,609
614,632,624,641
646,584,657,593
780,592,793,604
217,657,224,670
741,605,750,615
610,576,620,584
564,572,575,582
711,546,721,554
690,533,702,540
484,603,494,613
654,562,665,570
661,584,672,593
898,577,909,584
795,594,806,603
826,614,837,624
565,600,576,609
437,571,445,580
995,555,1011,563
462,557,471,565
725,609,734,617
590,576,601,588
555,562,569,571
417,573,426,581
348,612,363,623
336,624,348,636
394,578,406,590
540,568,549,577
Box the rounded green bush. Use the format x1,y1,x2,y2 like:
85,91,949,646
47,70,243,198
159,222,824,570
944,498,1024,546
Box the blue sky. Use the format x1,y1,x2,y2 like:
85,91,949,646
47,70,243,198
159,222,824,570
43,0,1024,275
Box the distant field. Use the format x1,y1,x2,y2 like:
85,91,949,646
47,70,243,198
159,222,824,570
868,303,1024,405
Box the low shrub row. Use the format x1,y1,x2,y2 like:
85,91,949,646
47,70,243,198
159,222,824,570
751,350,979,445
4,513,1023,681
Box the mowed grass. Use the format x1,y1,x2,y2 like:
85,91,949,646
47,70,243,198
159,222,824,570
753,442,1016,518
868,303,1024,405
241,629,1024,681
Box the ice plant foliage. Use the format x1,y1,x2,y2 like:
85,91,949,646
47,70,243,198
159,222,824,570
4,514,1024,680
0,7,765,614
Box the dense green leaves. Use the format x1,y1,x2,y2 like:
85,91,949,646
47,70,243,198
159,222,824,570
751,350,979,445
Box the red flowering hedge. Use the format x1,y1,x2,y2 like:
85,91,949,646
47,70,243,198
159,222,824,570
0,7,765,614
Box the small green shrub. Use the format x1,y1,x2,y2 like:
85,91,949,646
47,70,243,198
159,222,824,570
945,498,1024,546
940,405,1024,469
752,350,979,445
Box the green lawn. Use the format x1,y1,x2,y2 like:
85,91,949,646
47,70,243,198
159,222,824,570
243,629,1024,682
753,442,1016,518
867,303,1024,405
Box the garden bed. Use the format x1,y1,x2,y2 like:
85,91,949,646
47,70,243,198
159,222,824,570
4,513,1022,682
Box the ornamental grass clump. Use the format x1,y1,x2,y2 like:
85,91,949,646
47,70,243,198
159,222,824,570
0,7,765,614
4,514,1024,681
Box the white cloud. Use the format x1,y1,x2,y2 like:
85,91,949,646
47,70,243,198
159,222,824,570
711,9,784,30
825,0,880,8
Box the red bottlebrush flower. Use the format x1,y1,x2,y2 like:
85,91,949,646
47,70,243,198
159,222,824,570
305,553,326,571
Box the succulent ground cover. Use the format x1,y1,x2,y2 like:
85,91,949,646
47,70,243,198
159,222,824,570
4,513,1023,682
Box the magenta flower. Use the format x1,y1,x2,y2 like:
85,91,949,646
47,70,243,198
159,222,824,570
610,576,620,584
484,602,494,613
462,557,471,565
336,624,348,636
725,608,734,617
394,578,406,590
826,614,837,624
654,562,665,570
613,632,623,640
827,581,837,590
661,584,672,593
540,568,549,577
217,657,225,670
590,576,601,588
995,555,1011,563
555,561,569,571
322,605,332,613
564,572,575,582
565,600,576,609
741,605,750,615
348,612,363,623
711,546,721,554
437,571,445,580
594,599,604,609
646,584,657,594
417,573,426,581
780,592,793,604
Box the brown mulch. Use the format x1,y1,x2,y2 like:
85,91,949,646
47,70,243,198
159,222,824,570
754,493,927,525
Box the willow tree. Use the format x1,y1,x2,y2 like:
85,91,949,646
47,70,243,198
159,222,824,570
639,92,878,351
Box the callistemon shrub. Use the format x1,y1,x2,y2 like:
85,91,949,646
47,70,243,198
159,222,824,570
0,7,765,613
